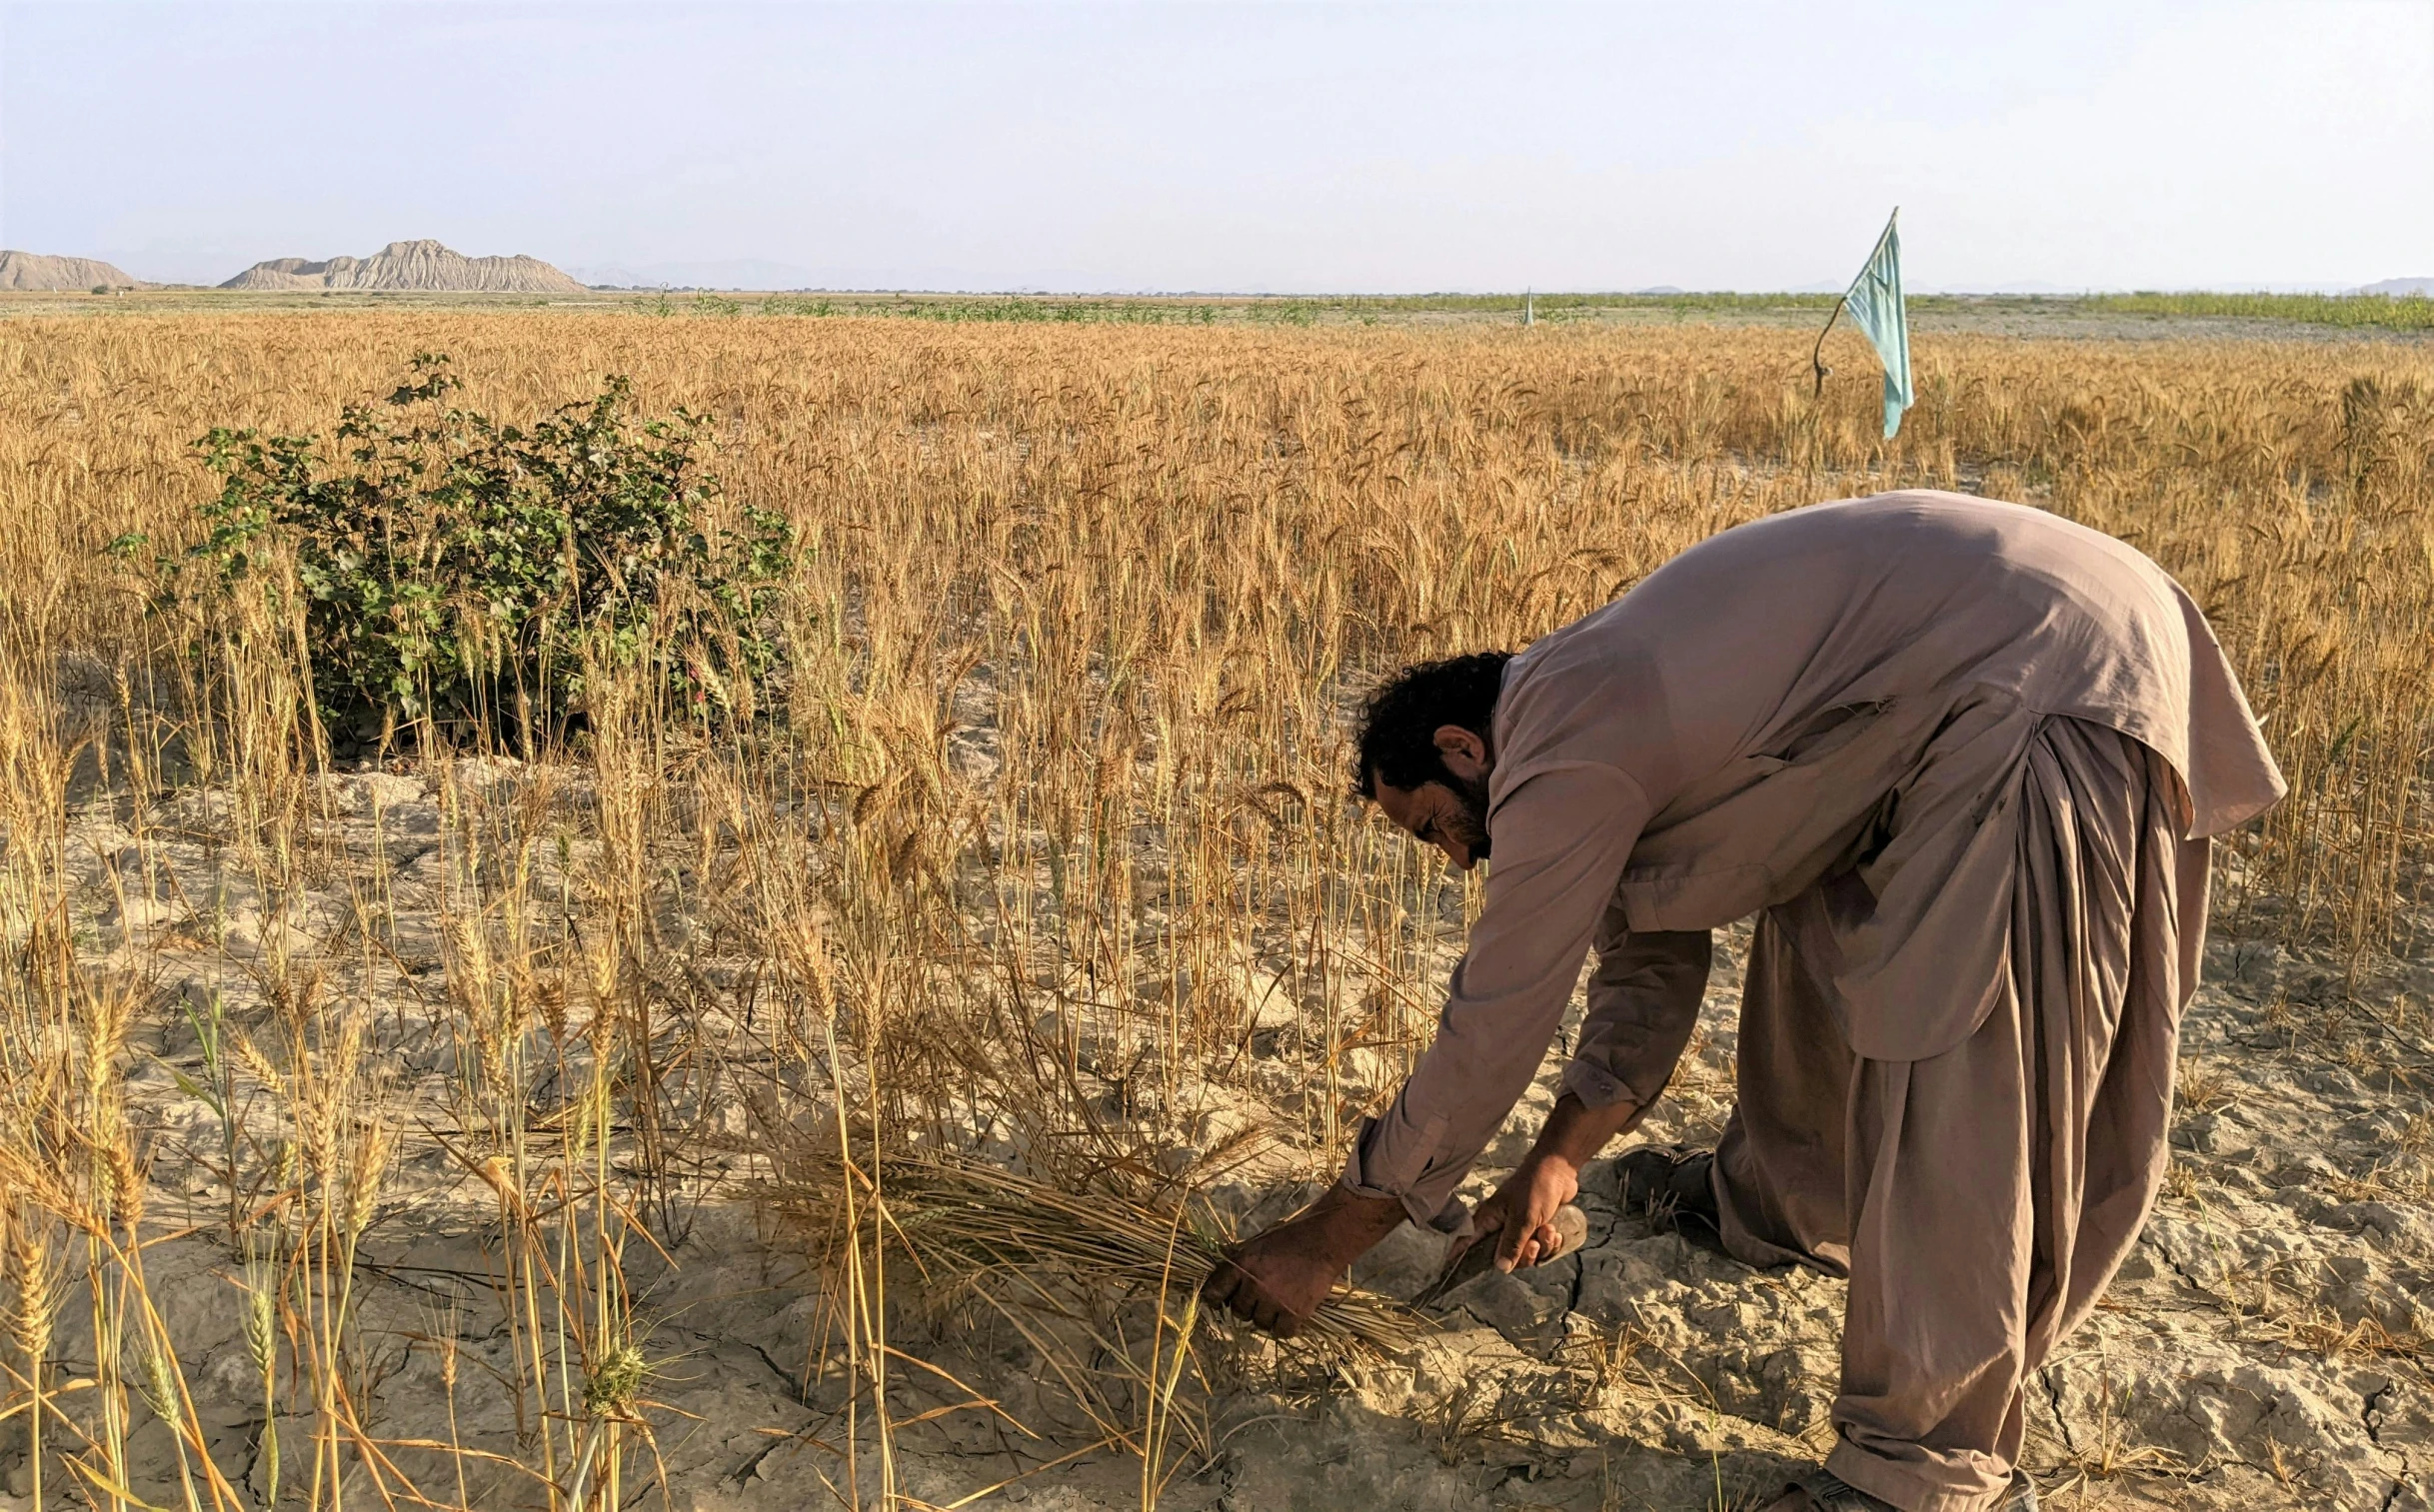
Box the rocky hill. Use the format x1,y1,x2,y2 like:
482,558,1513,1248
0,250,142,291
220,239,587,294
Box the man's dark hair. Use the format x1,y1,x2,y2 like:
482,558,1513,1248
1352,652,1515,799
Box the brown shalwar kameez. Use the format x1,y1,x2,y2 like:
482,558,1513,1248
1340,492,2283,1512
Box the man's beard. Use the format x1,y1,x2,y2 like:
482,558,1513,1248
1443,771,1492,861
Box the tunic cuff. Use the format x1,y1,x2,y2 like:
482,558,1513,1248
1336,1169,1469,1232
1560,1056,1636,1110
1339,1115,1470,1231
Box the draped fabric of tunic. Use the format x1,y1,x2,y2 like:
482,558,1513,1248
1338,492,2282,1512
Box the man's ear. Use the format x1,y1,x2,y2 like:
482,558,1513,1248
1432,725,1490,783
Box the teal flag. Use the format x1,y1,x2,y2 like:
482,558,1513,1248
1840,211,1912,438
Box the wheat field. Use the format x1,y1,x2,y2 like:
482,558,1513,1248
0,310,2428,1510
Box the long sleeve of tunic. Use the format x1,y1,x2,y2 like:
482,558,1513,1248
1562,922,1711,1111
1339,764,1650,1226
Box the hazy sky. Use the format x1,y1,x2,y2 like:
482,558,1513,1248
6,0,2431,292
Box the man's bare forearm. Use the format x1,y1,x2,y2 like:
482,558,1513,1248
1529,1089,1651,1172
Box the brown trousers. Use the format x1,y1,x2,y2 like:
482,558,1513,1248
1712,720,2208,1512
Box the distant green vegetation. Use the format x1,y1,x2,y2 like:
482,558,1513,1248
1390,291,1847,314
608,287,2434,333
706,289,1854,327
24,284,2434,337
2089,292,2434,332
883,297,1226,325
747,294,1225,325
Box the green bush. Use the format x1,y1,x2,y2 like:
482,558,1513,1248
143,353,794,750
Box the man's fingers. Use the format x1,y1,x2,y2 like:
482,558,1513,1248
1203,1257,1249,1304
1494,1216,1532,1272
1250,1292,1301,1340
1267,1289,1305,1339
1202,1258,1310,1340
1494,1218,1571,1272
1206,1259,1270,1326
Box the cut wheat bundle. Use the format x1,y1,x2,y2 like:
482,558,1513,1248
767,1150,1428,1355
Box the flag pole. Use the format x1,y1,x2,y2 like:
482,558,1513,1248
1810,207,1898,398
1809,295,1847,398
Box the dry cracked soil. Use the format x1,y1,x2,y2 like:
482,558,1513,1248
9,756,2429,1512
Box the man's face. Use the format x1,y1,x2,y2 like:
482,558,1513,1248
1369,724,1495,871
1373,774,1492,869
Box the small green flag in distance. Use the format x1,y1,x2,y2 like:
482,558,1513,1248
1840,210,1912,438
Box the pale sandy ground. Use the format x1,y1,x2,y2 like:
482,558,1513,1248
9,755,2429,1512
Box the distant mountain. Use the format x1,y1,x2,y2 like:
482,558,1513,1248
0,250,141,291
220,239,586,294
2357,278,2434,297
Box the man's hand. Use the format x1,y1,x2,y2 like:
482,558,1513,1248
1200,1184,1406,1339
1455,1089,1649,1273
1466,1153,1581,1272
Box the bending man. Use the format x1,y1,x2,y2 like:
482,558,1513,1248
1200,491,2283,1512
